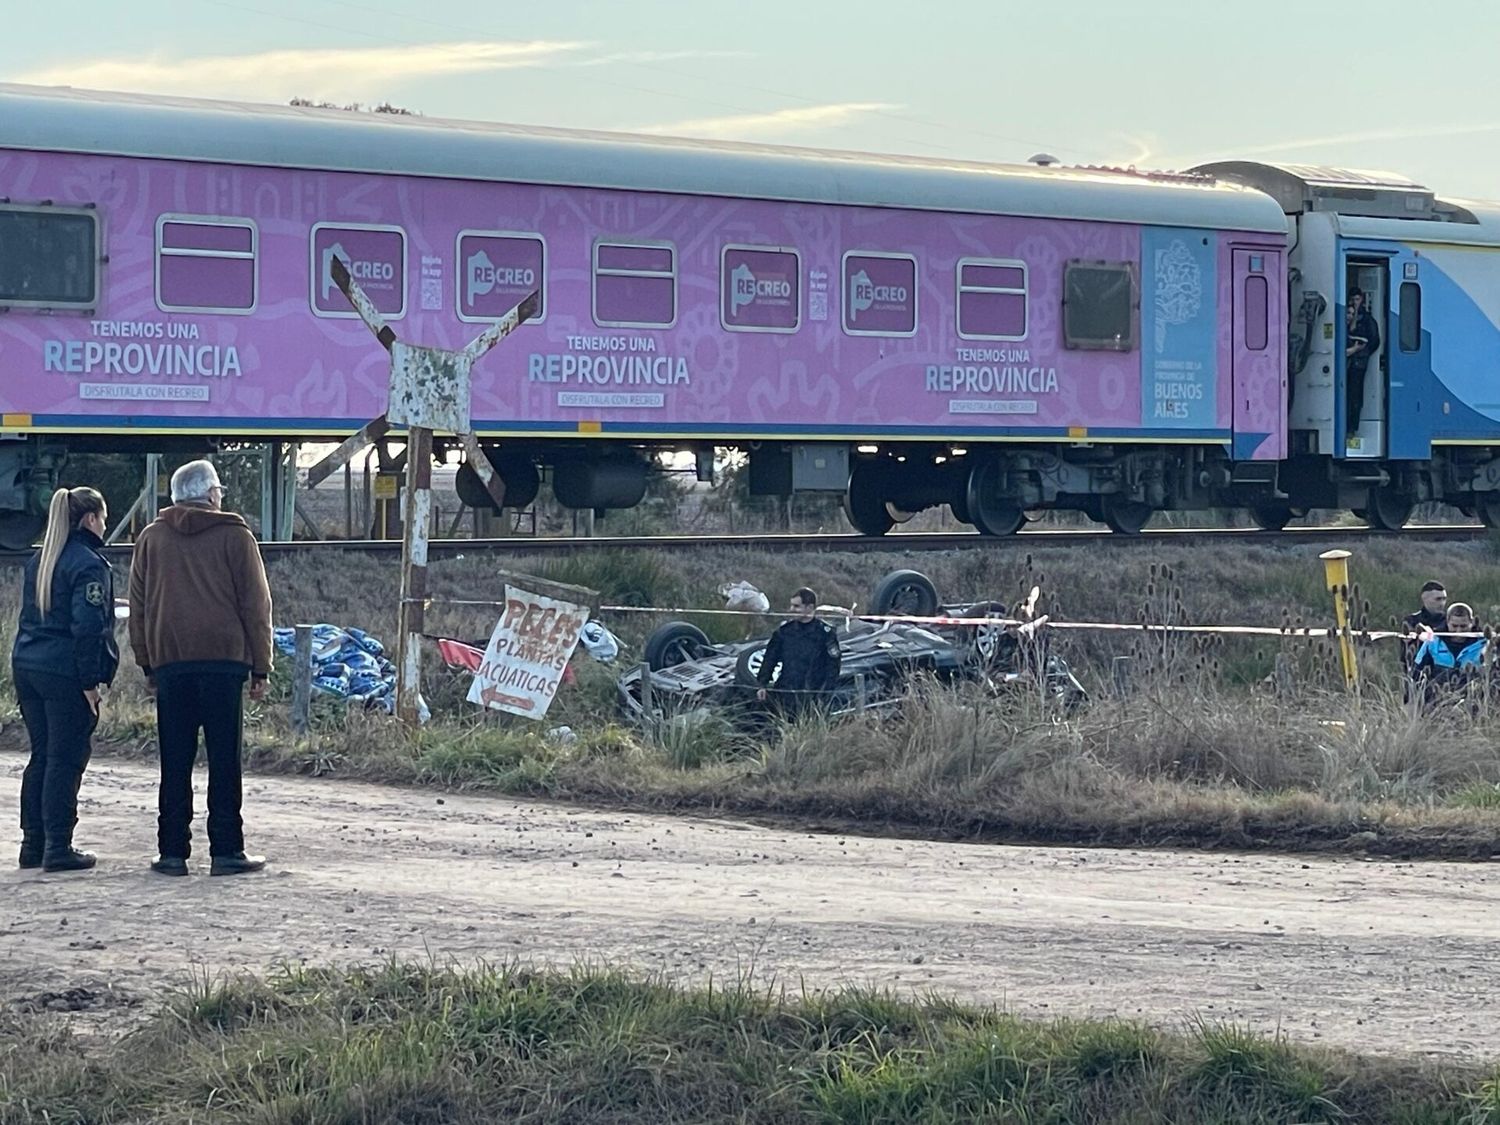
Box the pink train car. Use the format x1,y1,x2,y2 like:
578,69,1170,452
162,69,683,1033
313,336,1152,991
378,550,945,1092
0,84,1289,544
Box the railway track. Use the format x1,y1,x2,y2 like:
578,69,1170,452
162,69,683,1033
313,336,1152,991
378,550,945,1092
0,523,1487,565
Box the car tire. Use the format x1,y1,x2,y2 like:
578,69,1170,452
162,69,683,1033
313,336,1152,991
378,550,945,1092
734,644,773,688
644,621,712,671
870,569,940,618
961,601,1011,665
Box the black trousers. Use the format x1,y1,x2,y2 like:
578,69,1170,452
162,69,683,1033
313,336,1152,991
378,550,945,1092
1347,363,1368,433
14,665,98,846
155,670,246,859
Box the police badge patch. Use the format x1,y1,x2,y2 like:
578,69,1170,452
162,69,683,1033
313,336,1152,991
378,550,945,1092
85,581,105,607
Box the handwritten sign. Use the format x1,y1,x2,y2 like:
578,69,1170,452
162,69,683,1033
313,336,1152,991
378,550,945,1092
468,586,590,718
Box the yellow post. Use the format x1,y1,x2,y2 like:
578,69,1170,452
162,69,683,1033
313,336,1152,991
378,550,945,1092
1319,549,1359,690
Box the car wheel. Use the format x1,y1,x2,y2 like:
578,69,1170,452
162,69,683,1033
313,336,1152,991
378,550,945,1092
961,601,1011,665
870,569,940,617
734,644,775,688
644,621,713,671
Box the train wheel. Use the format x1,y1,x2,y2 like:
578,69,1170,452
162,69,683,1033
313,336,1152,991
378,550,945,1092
964,460,1024,536
1365,487,1414,531
1478,495,1500,529
1249,504,1292,532
844,462,894,536
949,491,971,525
0,513,45,551
1102,498,1153,535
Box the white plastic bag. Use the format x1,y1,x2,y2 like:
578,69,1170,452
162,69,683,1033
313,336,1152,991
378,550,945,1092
579,620,620,664
720,581,770,614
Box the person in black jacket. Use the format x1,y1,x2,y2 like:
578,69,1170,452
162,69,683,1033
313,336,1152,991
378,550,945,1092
11,486,118,872
755,587,840,720
1345,288,1381,437
1401,580,1448,673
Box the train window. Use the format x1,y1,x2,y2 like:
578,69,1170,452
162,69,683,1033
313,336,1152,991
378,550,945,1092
593,240,676,328
1400,282,1422,352
1244,275,1269,351
957,258,1027,340
156,216,257,314
842,251,918,337
721,245,799,333
1062,261,1136,351
0,205,99,310
457,231,546,324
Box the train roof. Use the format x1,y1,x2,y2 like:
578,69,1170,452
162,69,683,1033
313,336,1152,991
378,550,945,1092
1194,160,1500,246
1334,204,1500,249
0,83,1289,235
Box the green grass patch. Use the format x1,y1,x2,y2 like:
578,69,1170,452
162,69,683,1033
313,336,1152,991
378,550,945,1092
0,962,1491,1124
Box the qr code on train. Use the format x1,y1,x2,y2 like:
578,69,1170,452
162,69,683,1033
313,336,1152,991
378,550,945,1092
808,291,828,321
421,278,443,311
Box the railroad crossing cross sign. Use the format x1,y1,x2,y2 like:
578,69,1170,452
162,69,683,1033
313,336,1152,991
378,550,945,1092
307,257,541,506
308,256,540,724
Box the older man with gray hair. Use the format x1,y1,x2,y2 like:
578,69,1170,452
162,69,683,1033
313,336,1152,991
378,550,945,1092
128,459,273,877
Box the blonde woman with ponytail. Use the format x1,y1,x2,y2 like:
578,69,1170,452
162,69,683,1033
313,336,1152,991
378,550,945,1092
11,486,118,872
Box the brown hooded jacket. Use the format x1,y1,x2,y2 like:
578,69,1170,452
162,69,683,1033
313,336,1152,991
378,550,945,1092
128,502,274,679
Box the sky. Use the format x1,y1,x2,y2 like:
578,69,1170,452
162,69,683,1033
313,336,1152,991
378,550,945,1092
3,0,1499,199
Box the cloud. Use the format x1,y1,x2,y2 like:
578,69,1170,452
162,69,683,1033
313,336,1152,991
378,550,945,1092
633,102,899,140
575,49,753,67
14,40,586,101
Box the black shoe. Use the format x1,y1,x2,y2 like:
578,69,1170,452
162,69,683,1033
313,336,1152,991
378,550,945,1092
18,836,43,869
210,852,266,876
42,848,97,873
151,856,189,877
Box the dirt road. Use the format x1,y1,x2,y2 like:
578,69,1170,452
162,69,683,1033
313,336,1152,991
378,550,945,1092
2,751,1497,1058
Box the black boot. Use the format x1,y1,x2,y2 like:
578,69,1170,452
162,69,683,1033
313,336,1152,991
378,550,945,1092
42,845,97,873
210,852,266,876
18,833,44,869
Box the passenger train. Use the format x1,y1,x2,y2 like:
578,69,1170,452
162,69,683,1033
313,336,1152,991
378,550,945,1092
2,83,1498,546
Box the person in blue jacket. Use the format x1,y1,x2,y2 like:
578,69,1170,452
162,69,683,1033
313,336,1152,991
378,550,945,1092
11,487,118,872
1411,601,1486,691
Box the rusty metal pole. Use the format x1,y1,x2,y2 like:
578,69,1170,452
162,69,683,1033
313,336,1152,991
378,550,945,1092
396,426,433,725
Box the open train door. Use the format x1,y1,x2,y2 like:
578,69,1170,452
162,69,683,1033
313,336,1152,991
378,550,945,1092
1339,256,1391,460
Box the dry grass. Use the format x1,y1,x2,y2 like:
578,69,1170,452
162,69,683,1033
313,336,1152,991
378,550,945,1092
6,537,1500,858
2,960,1496,1124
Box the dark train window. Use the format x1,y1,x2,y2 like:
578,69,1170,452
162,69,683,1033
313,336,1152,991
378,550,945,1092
593,240,676,328
1244,275,1269,351
1400,282,1422,352
1063,261,1136,350
156,216,257,314
0,206,98,309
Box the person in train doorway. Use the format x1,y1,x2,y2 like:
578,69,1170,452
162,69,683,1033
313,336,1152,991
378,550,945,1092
1345,287,1381,441
755,587,841,722
128,460,274,877
11,487,118,872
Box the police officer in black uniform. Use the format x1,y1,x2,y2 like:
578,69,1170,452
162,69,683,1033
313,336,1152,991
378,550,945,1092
756,587,840,720
12,486,118,872
1402,580,1448,674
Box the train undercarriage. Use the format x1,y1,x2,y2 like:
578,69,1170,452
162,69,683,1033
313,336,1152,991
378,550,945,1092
7,434,1500,549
